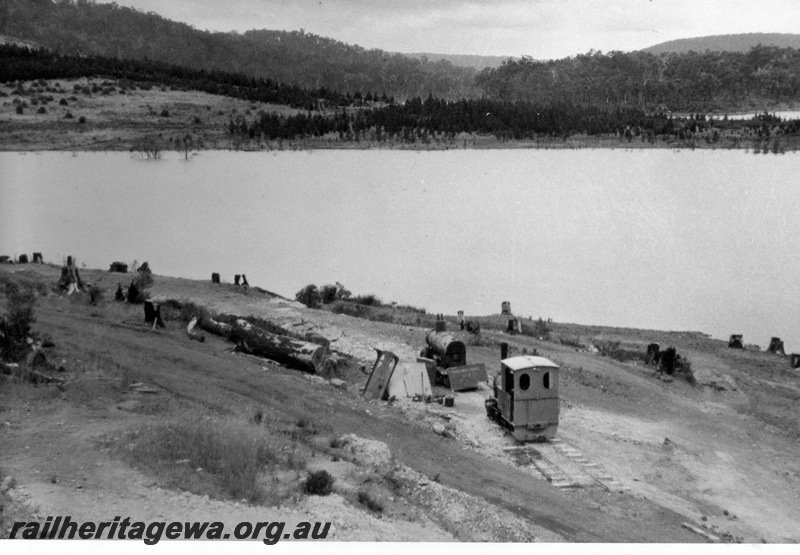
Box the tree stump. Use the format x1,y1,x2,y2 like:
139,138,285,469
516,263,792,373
144,301,165,328
234,274,241,285
18,254,28,263
767,337,786,355
211,273,220,284
241,274,249,287
645,343,661,366
32,252,43,264
659,347,678,375
57,258,84,295
728,335,744,349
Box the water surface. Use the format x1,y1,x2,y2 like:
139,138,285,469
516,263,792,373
1,149,798,351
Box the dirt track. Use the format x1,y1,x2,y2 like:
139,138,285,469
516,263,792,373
2,263,799,542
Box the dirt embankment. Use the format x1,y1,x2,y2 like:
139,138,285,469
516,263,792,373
1,263,799,543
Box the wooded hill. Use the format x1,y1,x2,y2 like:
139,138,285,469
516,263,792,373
643,33,800,55
475,47,800,111
0,0,478,101
3,44,799,152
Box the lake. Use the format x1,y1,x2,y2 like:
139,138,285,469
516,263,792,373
1,148,799,351
718,110,800,121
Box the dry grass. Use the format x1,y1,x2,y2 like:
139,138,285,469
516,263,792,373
121,411,307,505
0,77,301,151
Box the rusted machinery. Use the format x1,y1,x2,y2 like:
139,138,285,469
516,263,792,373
420,316,485,390
422,328,466,368
485,343,559,442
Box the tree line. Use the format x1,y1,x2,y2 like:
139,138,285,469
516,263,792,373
475,47,800,112
4,43,799,148
4,1,800,114
0,43,377,110
1,0,478,101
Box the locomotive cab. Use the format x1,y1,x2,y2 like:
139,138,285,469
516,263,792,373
488,355,559,442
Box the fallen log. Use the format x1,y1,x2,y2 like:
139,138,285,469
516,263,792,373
187,317,205,343
198,316,233,339
230,319,330,374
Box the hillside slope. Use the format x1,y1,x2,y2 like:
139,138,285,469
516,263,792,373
643,33,800,54
2,263,799,542
0,0,477,100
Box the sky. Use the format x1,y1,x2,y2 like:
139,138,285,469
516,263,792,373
99,0,800,60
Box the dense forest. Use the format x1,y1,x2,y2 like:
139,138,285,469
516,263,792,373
2,1,800,151
4,44,799,150
0,43,376,110
475,47,800,111
0,0,479,100
3,1,800,115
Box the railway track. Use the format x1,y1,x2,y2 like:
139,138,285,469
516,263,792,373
504,439,630,493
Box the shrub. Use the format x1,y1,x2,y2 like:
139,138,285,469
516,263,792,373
78,116,86,124
594,340,647,364
160,109,170,117
15,104,23,114
319,284,338,305
87,285,104,305
295,284,321,309
304,470,334,496
559,335,582,348
357,490,383,512
351,294,381,306
126,280,141,304
330,302,366,318
521,317,551,340
396,304,426,314
64,111,74,119
675,356,697,386
126,263,153,304
0,280,37,363
130,135,163,159
36,106,46,114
